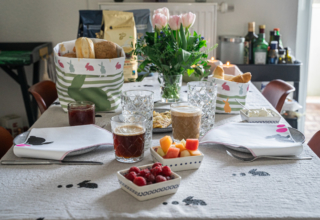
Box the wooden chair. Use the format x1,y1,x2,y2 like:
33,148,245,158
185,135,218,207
308,130,320,158
28,80,58,114
262,79,295,113
0,126,13,159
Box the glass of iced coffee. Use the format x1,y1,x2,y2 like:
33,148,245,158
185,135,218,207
111,114,146,163
171,103,202,142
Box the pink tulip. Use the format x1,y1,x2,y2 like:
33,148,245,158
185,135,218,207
152,13,167,30
168,15,181,30
154,7,170,21
181,12,196,29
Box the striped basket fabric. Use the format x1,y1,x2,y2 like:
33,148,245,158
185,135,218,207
208,76,249,114
53,39,125,112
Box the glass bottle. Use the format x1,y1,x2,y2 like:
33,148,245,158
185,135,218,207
274,28,284,49
269,31,276,45
253,25,268,64
274,35,284,50
244,22,258,64
278,49,286,64
285,47,293,64
267,41,278,64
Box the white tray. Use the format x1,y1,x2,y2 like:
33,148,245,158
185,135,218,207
150,146,204,172
117,164,181,201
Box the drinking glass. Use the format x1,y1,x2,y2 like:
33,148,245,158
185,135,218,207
121,90,154,149
111,115,146,163
68,101,95,126
188,81,217,136
171,103,201,142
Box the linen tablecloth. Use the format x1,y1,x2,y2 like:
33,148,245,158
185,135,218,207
1,75,320,220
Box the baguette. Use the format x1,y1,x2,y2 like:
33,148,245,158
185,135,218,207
213,65,224,80
231,72,252,83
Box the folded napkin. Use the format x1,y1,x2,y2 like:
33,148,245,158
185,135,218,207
200,123,303,156
13,125,113,160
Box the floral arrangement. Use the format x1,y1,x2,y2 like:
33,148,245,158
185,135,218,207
133,7,217,101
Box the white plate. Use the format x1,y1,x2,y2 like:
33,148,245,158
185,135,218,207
150,146,204,171
117,164,181,201
224,127,305,154
13,131,99,157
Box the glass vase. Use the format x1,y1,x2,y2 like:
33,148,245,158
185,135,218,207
158,73,182,102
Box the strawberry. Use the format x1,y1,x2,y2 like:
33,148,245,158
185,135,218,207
129,166,140,174
151,166,162,176
152,162,162,168
140,168,150,177
161,166,172,176
155,175,167,183
126,172,137,182
133,176,147,186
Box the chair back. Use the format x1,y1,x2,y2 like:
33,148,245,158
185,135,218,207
308,131,320,158
28,80,58,114
262,79,295,113
0,127,13,159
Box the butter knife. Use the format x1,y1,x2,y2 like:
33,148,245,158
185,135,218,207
0,160,103,165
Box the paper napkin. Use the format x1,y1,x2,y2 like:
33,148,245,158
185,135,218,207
13,125,113,160
200,123,303,156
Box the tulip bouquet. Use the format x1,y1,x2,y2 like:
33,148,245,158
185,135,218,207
133,7,217,102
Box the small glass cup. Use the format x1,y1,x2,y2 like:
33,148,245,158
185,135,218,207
121,90,154,150
188,81,217,136
171,103,202,142
68,101,95,126
111,114,146,163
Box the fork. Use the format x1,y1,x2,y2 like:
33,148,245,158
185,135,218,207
226,150,312,162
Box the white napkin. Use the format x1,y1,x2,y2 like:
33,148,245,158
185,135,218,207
13,125,113,160
200,123,303,156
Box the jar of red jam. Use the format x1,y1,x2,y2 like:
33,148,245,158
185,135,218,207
68,101,95,126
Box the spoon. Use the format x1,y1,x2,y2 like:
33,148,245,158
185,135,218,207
226,150,312,162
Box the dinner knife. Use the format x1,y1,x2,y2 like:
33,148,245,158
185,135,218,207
0,160,103,165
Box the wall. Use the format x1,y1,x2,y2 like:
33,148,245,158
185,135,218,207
0,0,299,127
307,1,320,96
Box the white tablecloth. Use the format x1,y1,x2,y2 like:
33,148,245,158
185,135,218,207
1,75,320,220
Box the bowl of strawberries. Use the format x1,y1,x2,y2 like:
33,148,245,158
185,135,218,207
150,136,204,172
117,162,181,201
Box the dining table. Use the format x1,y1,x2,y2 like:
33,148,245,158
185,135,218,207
1,73,320,220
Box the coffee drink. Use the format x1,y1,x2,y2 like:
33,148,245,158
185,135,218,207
171,104,201,141
113,125,145,158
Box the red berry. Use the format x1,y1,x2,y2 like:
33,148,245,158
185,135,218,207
152,162,162,168
146,173,155,183
140,168,150,177
166,176,171,180
151,166,162,176
126,172,137,181
155,175,167,183
147,181,153,185
133,176,147,186
129,166,140,174
161,166,172,176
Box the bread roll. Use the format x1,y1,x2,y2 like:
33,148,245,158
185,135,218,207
224,74,234,81
231,72,252,83
62,52,76,58
213,65,224,80
94,41,118,59
75,37,95,58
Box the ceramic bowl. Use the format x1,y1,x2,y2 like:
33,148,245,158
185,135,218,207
150,146,204,172
117,164,181,201
240,109,281,123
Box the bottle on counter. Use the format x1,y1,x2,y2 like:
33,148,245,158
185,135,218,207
274,35,284,50
274,28,284,48
285,47,293,64
267,41,279,64
253,25,268,64
244,22,258,64
269,31,276,45
278,49,286,64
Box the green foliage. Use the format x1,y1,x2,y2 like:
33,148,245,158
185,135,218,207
132,25,218,81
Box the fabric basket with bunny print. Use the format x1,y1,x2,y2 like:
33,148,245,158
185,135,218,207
208,74,250,114
53,39,125,112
